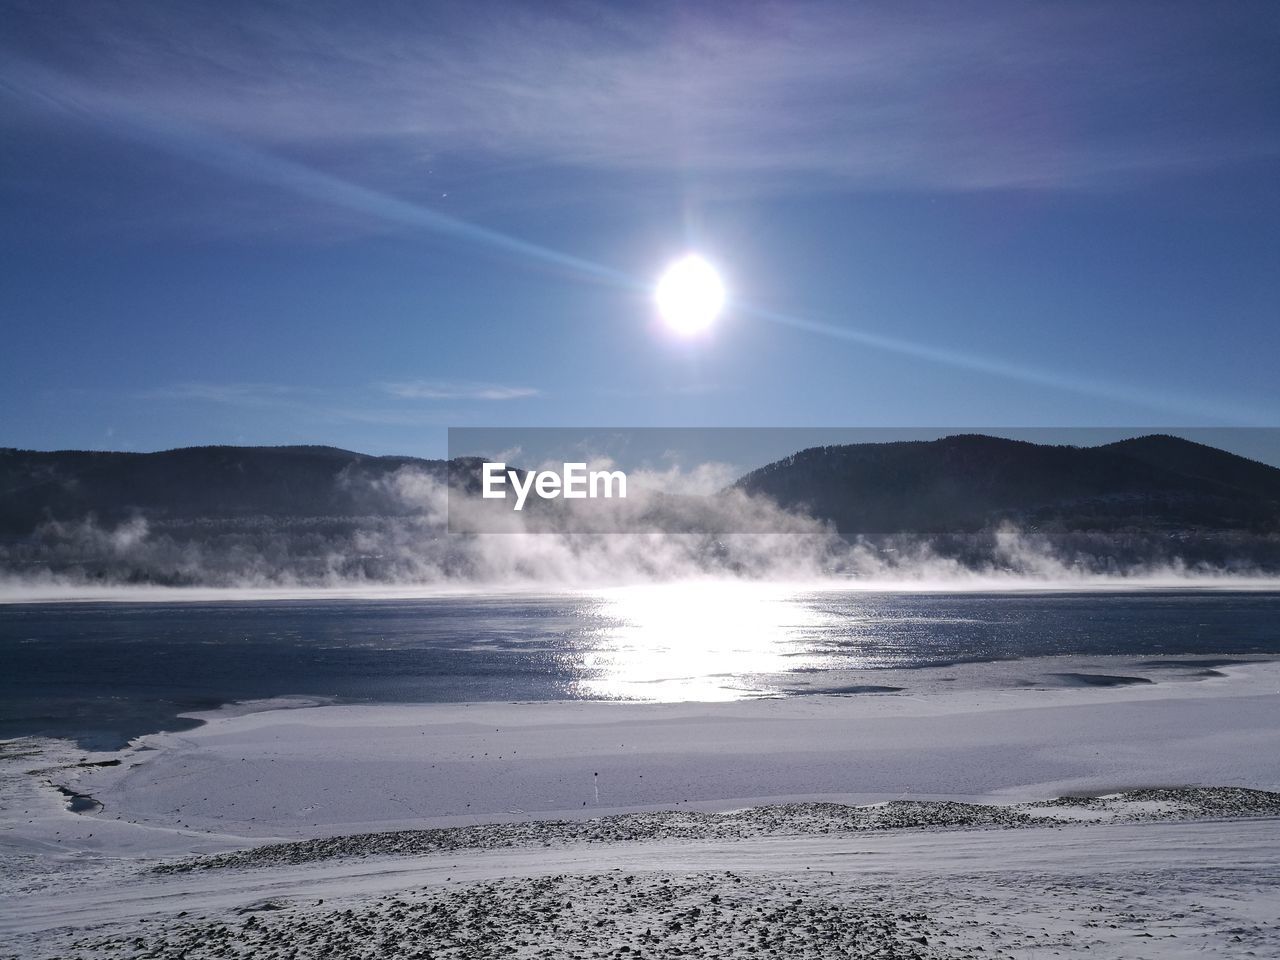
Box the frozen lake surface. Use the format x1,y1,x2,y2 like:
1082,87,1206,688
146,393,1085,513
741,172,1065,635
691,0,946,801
3,586,1278,746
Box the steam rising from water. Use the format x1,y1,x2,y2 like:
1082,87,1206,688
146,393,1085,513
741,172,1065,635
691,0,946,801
1,465,1277,600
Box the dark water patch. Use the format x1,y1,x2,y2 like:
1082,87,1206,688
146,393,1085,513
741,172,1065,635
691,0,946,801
53,783,103,813
1,698,212,751
1045,673,1155,687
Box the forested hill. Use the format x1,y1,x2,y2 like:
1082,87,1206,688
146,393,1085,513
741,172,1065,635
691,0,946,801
732,434,1280,534
0,445,446,536
4,434,1279,540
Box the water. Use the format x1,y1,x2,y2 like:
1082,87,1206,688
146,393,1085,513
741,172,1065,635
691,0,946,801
2,586,1278,748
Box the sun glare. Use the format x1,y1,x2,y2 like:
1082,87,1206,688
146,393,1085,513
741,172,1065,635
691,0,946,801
575,583,828,701
655,254,725,335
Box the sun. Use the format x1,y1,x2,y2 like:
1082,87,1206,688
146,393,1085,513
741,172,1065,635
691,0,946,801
654,254,725,335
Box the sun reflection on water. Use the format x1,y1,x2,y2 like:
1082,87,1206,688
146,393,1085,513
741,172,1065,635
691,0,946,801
571,582,848,701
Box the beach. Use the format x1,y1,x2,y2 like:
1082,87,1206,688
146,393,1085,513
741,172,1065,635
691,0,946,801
3,655,1279,957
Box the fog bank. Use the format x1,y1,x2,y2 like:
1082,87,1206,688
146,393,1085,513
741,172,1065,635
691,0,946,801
2,466,1277,598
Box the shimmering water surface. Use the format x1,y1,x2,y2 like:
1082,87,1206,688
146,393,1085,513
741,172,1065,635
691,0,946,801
2,586,1278,747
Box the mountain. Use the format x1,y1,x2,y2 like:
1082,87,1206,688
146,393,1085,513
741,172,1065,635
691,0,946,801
1098,435,1280,501
0,445,446,537
732,434,1280,534
2,435,1278,584
4,434,1278,539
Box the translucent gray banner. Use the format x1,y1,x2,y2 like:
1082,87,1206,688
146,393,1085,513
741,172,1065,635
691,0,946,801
446,427,1280,536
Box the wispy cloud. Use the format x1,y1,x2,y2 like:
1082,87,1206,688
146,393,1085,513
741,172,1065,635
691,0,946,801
139,382,315,406
4,2,1276,196
139,380,540,431
380,380,542,401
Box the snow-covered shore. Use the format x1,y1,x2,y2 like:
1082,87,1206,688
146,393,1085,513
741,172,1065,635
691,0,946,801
3,656,1279,958
16,655,1278,843
5,806,1279,959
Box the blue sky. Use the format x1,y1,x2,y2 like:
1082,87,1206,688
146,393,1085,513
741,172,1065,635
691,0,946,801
2,0,1278,458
